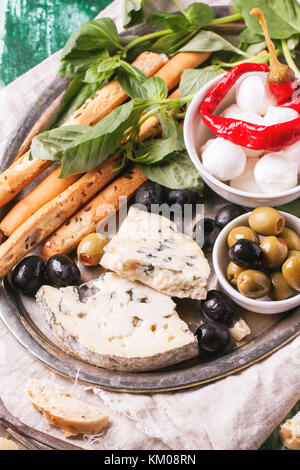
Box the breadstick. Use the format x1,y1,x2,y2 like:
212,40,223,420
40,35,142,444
155,52,210,91
0,154,122,278
0,52,167,208
0,167,81,236
41,165,147,258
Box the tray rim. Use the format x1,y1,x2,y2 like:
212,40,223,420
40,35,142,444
0,4,299,393
1,277,299,393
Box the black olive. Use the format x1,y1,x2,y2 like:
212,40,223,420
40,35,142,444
202,290,235,325
12,256,46,296
196,322,230,354
193,218,221,251
167,189,198,208
134,181,165,211
229,239,264,268
215,204,246,228
46,254,81,288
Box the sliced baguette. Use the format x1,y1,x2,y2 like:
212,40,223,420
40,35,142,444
26,379,109,437
0,437,19,450
279,410,300,450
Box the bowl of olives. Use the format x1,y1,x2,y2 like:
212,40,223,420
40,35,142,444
212,207,300,314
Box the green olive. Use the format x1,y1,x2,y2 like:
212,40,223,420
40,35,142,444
270,272,295,301
260,236,288,270
77,233,109,266
227,226,259,248
249,207,285,236
237,270,271,299
282,256,300,291
227,262,245,286
279,227,300,251
288,250,300,258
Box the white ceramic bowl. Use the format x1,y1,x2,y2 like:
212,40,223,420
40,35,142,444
184,72,300,208
212,211,300,314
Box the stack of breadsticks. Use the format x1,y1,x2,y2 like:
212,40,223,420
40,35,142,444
0,50,210,278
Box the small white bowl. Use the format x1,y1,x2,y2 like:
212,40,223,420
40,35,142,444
212,211,300,314
184,72,300,208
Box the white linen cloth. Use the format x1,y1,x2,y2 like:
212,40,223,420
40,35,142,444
0,0,299,450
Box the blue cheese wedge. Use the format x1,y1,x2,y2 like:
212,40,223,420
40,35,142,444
36,273,198,371
101,208,210,299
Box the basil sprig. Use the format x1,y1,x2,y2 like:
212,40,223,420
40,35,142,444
31,65,224,194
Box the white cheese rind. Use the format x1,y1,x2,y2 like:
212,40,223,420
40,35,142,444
101,208,210,299
36,273,198,371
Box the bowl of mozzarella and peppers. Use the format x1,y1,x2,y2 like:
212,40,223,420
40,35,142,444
184,8,300,208
184,65,300,208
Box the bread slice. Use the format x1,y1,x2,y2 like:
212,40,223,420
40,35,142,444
0,437,19,450
26,379,109,437
279,410,300,450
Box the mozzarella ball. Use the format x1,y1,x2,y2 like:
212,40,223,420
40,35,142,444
283,141,300,175
236,74,276,115
254,153,298,194
234,112,265,158
230,158,262,193
200,138,215,155
201,137,246,181
264,105,299,126
221,104,243,119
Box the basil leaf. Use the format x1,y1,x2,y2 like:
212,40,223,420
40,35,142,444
179,30,242,53
144,76,168,100
233,0,300,39
140,150,204,194
60,101,140,177
185,3,216,28
133,137,184,164
118,71,148,99
179,66,225,97
58,50,108,78
146,12,176,30
62,18,122,57
238,27,264,44
31,126,90,162
56,79,103,126
84,64,115,84
118,74,167,101
165,15,190,32
119,60,147,82
123,0,145,29
245,41,267,56
159,115,184,142
277,199,300,218
151,31,192,54
133,117,185,165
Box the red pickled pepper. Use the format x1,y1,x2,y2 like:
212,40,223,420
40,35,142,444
200,62,300,152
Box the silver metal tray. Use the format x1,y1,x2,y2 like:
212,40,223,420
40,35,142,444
0,6,299,393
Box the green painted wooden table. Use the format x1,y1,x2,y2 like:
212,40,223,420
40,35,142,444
0,0,112,87
0,0,298,451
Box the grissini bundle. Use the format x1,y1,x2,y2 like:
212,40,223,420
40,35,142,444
0,51,167,208
0,168,81,236
0,51,208,233
42,165,147,258
0,154,123,278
